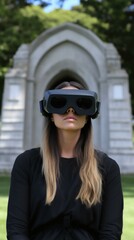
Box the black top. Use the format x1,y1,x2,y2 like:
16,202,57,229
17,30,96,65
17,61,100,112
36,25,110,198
6,148,123,240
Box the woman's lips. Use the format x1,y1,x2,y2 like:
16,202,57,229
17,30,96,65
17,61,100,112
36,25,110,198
64,116,77,120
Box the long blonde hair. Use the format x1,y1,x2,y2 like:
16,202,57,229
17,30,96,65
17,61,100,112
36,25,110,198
41,80,102,207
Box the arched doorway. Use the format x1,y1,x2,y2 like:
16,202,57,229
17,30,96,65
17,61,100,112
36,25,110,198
1,23,133,172
24,24,105,150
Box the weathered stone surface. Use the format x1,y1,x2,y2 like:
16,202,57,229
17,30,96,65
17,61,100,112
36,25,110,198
0,23,134,172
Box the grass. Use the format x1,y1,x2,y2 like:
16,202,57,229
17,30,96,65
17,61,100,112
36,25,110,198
121,174,134,240
0,175,134,240
0,175,10,240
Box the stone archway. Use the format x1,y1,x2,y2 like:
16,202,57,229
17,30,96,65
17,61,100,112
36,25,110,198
0,23,134,172
24,23,106,150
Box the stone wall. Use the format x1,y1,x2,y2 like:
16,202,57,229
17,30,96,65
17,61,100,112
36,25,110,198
0,23,134,172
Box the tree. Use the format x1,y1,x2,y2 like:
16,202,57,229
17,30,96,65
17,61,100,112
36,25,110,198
80,0,134,114
0,4,47,111
0,0,66,111
0,2,97,112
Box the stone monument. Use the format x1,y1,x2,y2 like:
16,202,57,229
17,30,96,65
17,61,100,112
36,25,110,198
0,23,134,172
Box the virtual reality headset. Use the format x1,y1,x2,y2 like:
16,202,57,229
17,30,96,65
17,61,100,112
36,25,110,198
39,89,100,119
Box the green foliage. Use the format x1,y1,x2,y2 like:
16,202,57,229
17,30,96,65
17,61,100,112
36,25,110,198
47,8,98,29
80,0,134,114
121,174,134,240
0,175,10,240
1,0,134,114
0,4,48,110
0,2,97,112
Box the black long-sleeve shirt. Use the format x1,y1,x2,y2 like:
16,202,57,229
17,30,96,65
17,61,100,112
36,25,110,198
6,148,123,240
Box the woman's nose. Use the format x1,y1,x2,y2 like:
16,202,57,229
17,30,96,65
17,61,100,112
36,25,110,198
66,107,75,113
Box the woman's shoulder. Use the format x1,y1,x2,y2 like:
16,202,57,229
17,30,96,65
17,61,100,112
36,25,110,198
12,147,42,172
15,147,41,161
20,147,41,157
95,149,120,176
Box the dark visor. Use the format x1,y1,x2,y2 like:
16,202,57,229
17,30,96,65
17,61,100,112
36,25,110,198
39,89,100,118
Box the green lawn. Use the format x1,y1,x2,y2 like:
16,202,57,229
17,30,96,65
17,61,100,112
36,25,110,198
0,175,10,240
0,174,134,240
121,174,134,240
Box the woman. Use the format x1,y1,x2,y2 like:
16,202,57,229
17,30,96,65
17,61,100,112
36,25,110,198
6,80,123,240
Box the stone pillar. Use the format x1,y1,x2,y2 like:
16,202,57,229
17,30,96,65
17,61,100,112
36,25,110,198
106,44,134,172
0,44,29,171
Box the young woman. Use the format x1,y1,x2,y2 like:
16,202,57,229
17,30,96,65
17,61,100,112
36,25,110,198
6,80,123,240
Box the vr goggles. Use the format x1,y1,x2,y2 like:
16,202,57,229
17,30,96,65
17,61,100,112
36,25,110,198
39,89,100,119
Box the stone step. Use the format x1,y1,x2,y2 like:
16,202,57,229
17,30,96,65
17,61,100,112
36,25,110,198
109,110,131,119
108,151,134,173
0,131,23,140
109,101,130,109
2,104,24,110
110,131,133,139
0,139,23,148
0,147,23,154
0,151,23,172
2,109,24,120
109,122,132,131
109,148,134,154
109,118,132,123
1,118,24,123
0,122,23,131
110,139,134,148
0,161,13,172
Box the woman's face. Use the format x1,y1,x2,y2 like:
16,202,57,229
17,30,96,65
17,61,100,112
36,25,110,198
52,86,87,131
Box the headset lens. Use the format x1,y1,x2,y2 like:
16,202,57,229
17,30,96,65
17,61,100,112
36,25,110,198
50,96,67,108
77,97,92,109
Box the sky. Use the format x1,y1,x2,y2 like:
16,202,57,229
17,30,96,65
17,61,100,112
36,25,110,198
44,0,80,12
